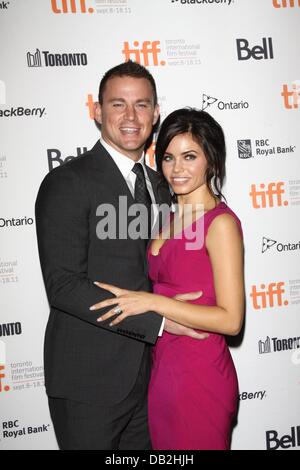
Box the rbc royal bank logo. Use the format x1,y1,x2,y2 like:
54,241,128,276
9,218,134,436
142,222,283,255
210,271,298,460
237,140,253,159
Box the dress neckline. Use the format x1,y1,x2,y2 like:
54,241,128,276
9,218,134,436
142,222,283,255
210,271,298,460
149,201,226,257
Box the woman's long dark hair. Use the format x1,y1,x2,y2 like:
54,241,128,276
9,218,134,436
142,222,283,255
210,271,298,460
155,108,226,201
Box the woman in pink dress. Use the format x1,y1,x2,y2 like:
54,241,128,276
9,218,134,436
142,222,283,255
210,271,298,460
92,108,245,450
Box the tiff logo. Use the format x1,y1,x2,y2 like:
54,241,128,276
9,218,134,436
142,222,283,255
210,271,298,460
0,80,5,104
273,0,300,7
281,81,300,109
122,41,166,66
27,49,42,68
51,0,94,13
250,282,288,310
249,182,288,208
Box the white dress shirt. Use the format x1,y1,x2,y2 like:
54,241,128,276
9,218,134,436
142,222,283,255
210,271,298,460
100,138,165,335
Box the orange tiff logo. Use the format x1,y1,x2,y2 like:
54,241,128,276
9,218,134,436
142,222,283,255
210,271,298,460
250,282,288,310
86,94,95,119
51,0,94,13
249,182,288,208
281,82,300,109
273,0,300,7
0,365,10,393
122,41,166,67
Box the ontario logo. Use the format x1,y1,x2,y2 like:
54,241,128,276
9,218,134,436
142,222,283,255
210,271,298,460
201,93,249,111
262,236,300,254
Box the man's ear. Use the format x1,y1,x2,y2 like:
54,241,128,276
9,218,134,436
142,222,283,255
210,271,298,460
153,104,160,126
94,102,102,124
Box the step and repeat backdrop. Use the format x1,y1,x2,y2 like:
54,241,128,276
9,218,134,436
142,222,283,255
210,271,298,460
0,0,299,450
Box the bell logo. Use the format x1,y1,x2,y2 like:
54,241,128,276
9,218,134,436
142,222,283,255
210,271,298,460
236,38,274,61
0,365,10,392
281,82,300,109
250,282,288,310
249,182,288,208
122,41,166,66
51,0,94,13
273,0,300,7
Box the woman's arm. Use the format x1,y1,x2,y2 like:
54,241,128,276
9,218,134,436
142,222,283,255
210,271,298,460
91,214,245,336
153,214,245,336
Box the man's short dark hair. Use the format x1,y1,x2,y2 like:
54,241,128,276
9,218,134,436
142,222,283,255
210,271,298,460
98,60,158,106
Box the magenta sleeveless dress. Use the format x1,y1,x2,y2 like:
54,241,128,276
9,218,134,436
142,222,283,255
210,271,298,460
147,202,242,450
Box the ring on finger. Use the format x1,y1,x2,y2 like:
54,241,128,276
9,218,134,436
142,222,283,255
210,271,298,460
114,306,122,315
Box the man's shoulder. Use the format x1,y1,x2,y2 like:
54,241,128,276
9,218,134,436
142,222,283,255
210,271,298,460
45,142,103,180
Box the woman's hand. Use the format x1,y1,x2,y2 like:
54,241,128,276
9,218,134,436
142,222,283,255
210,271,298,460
90,282,164,326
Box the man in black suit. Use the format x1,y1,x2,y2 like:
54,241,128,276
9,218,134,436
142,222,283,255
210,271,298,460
35,61,197,450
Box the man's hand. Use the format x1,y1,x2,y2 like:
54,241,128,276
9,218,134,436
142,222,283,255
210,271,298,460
164,318,209,339
163,291,209,340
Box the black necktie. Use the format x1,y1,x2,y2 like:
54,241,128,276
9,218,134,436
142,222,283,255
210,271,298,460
132,163,152,240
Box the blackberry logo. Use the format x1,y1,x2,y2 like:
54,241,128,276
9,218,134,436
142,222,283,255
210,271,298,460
171,0,233,5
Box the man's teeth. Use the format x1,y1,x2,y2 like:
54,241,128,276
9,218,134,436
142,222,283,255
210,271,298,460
120,128,139,133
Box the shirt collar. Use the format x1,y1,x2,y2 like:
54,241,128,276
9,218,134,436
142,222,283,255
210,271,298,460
100,137,147,181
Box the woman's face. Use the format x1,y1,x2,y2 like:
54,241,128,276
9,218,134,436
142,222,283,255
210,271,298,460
162,132,208,197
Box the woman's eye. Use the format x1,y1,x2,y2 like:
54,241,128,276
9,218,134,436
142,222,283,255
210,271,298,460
185,154,196,160
162,155,172,162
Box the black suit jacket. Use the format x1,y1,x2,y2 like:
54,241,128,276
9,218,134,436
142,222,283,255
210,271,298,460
35,141,171,405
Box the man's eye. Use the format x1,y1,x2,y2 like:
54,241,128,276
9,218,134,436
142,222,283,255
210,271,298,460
112,103,124,107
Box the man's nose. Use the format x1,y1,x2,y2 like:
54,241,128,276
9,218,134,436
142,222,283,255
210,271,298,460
124,105,136,120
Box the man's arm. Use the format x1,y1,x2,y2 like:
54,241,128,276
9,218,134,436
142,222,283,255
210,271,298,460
35,166,162,344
